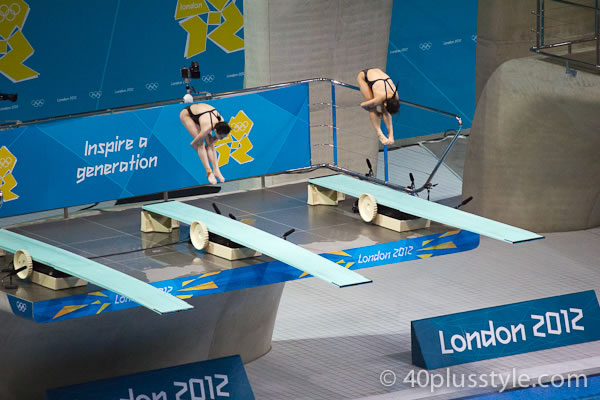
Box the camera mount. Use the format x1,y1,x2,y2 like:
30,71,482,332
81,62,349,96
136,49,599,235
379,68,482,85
0,93,17,102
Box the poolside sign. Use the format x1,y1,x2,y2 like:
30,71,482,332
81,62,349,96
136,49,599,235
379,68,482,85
412,290,600,369
46,355,254,400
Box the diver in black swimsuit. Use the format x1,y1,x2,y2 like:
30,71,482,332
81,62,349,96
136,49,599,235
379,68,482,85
357,68,400,145
180,103,231,184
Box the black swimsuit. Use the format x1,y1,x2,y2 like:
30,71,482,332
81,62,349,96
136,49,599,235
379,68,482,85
362,69,395,99
186,106,222,128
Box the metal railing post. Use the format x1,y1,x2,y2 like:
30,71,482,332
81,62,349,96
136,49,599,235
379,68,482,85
541,0,545,47
331,83,338,166
536,0,542,48
594,4,600,67
384,145,389,182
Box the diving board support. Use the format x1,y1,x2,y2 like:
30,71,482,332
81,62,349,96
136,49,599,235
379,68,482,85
31,270,87,290
307,183,345,206
0,229,193,314
142,201,372,288
373,213,431,233
205,241,261,261
141,210,180,233
308,174,544,244
143,212,261,261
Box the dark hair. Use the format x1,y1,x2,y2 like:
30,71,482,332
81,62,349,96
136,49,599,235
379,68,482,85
385,97,400,114
214,121,231,139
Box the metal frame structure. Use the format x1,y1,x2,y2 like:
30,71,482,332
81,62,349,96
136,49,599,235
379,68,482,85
0,78,462,200
531,0,600,71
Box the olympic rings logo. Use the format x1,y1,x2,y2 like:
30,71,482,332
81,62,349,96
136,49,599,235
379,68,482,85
0,157,13,169
16,301,27,313
145,82,159,91
419,42,432,51
202,75,215,83
0,3,21,23
230,121,249,132
31,99,45,107
89,91,103,99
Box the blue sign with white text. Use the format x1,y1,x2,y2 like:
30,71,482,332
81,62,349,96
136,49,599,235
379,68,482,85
46,355,254,400
386,0,477,138
0,0,244,123
0,84,310,217
412,290,600,369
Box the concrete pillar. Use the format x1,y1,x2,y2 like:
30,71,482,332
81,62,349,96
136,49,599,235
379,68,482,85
463,57,600,232
476,0,594,102
244,0,392,178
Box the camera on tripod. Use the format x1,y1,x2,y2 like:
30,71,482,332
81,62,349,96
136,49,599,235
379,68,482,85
181,61,203,103
181,61,201,83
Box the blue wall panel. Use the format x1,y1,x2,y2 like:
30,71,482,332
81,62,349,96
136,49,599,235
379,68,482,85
0,0,244,122
386,0,478,138
0,84,310,217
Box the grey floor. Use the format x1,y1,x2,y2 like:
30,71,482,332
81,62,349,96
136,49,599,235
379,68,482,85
244,139,600,399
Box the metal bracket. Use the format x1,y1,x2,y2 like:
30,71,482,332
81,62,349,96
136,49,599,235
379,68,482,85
566,61,578,76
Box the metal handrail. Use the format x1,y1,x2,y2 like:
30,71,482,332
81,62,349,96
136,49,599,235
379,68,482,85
531,0,600,70
329,79,463,194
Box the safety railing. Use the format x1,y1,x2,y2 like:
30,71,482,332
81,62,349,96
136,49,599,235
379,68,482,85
310,79,463,195
531,0,600,73
0,78,462,196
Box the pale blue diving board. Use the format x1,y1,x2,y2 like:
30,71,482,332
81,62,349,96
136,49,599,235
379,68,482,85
0,230,193,314
309,174,544,244
142,201,372,288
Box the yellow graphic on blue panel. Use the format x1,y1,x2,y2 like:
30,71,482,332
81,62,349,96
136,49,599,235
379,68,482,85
299,250,353,278
215,110,254,168
0,1,39,82
175,0,244,58
0,146,18,202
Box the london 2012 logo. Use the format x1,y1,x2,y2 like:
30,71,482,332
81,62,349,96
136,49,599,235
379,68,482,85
214,110,253,167
174,0,244,58
0,146,18,203
0,0,39,83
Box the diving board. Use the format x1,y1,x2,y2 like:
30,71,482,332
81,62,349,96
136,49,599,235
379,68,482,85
309,174,544,244
0,230,193,314
142,201,372,288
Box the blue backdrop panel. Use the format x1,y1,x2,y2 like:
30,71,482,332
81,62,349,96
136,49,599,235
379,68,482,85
412,290,600,369
386,0,477,138
0,84,310,217
46,355,254,400
0,0,244,123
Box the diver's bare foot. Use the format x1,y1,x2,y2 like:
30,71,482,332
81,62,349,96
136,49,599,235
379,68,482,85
207,172,217,185
215,171,226,183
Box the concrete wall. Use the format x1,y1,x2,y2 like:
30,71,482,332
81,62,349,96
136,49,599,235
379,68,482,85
0,283,284,400
476,0,594,102
244,0,393,179
463,57,600,232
